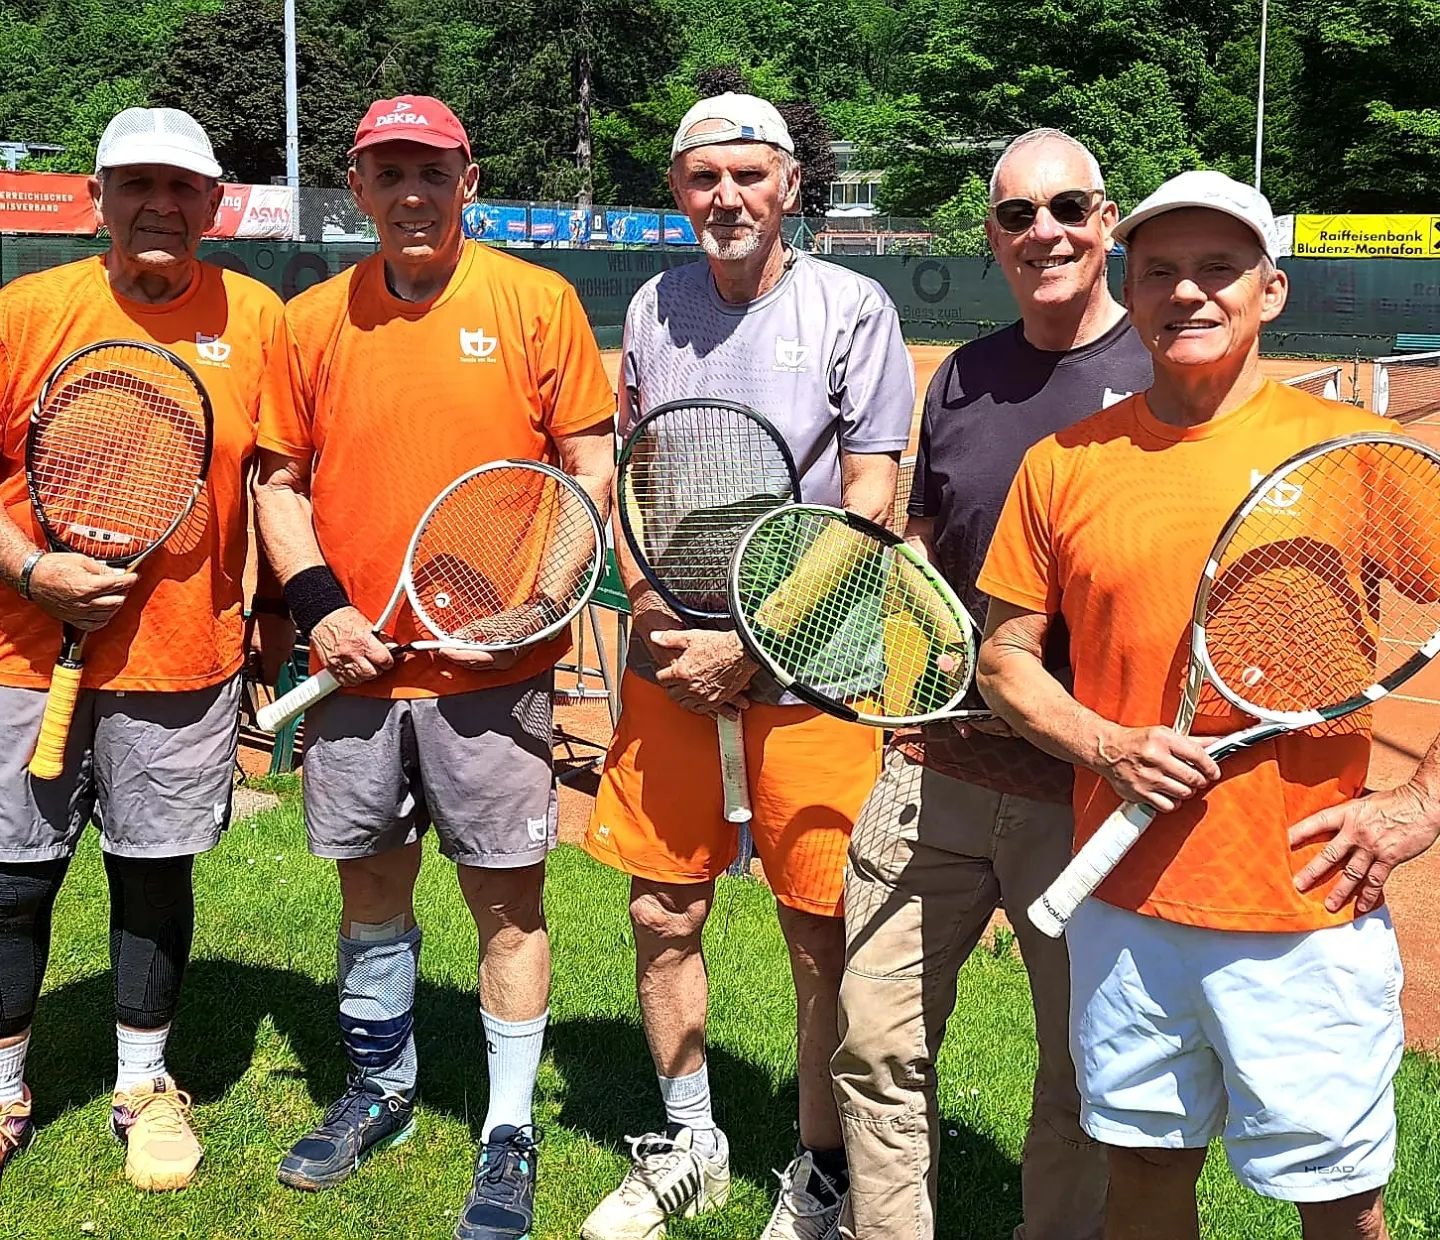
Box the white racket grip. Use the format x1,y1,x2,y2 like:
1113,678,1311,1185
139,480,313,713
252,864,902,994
1028,800,1160,938
256,668,341,733
716,713,753,824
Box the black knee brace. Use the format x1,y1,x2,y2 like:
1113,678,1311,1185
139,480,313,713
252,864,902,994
0,858,70,1038
105,852,195,1030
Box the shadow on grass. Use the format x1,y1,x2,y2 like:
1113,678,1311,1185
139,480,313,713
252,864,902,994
26,961,1020,1234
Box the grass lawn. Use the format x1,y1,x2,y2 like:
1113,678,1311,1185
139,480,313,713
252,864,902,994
4,778,1439,1239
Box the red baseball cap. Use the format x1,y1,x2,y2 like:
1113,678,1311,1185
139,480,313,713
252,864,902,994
349,95,472,160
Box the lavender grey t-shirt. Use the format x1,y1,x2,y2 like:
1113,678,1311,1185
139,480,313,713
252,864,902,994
620,250,915,700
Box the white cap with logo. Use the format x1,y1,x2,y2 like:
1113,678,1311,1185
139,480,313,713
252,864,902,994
1113,170,1277,258
95,107,222,179
671,92,795,159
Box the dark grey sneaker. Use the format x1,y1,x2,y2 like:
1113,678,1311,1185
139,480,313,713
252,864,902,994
277,1076,416,1190
454,1124,542,1240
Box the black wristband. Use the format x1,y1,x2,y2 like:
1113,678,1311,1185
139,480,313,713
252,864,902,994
247,597,290,617
282,566,350,634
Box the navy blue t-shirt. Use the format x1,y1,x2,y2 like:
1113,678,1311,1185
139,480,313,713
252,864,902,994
902,314,1153,799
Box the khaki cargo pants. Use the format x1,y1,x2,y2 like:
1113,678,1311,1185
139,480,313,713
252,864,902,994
832,749,1106,1240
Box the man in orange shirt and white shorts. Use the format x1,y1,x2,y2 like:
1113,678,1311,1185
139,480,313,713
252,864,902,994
977,170,1440,1239
580,93,912,1240
254,97,615,1240
0,107,286,1191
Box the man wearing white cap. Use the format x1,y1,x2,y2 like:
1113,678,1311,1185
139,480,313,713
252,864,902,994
0,107,286,1190
977,169,1431,1237
581,92,913,1240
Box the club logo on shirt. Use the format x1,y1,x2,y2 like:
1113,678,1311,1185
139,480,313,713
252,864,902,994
459,328,498,363
1250,468,1304,510
773,336,808,373
194,334,232,366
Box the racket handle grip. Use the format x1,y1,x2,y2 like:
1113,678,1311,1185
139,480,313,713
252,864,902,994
257,668,340,733
30,662,84,781
1028,800,1159,938
716,713,752,824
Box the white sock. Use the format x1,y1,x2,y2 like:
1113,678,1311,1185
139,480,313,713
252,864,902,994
115,1024,170,1093
480,1007,547,1140
659,1063,724,1159
0,1034,29,1106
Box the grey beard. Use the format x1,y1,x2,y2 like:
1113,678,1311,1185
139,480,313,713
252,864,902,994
700,226,762,262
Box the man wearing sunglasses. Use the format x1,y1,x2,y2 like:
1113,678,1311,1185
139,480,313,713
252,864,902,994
831,128,1150,1239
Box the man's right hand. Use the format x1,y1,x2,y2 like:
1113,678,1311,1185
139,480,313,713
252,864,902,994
1095,724,1221,813
26,553,137,631
310,606,394,686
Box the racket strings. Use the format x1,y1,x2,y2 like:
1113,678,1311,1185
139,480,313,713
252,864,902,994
409,466,598,645
735,509,975,719
625,407,795,613
1204,440,1440,716
30,351,208,559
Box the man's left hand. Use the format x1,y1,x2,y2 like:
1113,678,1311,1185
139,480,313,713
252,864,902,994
245,611,297,687
1290,783,1440,914
651,629,757,716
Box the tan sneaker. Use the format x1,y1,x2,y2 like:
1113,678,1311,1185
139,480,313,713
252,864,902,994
579,1128,730,1240
760,1151,844,1240
0,1086,34,1180
111,1076,203,1191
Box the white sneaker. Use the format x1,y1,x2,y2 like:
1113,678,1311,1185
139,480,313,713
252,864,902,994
579,1127,730,1240
760,1151,845,1240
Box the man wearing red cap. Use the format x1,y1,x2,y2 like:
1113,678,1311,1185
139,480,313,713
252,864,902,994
254,96,615,1240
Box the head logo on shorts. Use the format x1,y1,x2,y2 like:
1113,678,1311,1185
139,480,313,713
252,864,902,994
195,334,232,366
459,328,498,362
773,336,808,373
527,815,548,843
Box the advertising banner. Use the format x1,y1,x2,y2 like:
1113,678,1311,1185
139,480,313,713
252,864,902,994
1293,215,1440,259
205,184,295,240
0,172,97,235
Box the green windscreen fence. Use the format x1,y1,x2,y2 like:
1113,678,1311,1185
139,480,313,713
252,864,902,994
2,235,1435,358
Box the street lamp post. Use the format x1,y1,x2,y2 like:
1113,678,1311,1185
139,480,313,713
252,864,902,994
283,0,301,238
1254,0,1268,190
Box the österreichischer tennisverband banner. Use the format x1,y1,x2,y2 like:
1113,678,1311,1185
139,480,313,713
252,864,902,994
1292,215,1440,258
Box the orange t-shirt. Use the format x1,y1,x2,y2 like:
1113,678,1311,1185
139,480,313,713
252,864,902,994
258,240,615,698
977,381,1395,931
0,256,283,691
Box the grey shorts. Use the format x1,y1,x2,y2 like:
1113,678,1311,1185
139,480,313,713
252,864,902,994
0,678,242,863
300,671,557,868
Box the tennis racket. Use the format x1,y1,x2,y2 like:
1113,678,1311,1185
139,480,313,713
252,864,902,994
25,340,214,780
730,504,987,727
1029,431,1440,938
616,398,801,830
256,459,604,732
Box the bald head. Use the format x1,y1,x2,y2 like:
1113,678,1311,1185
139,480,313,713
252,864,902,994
989,129,1103,202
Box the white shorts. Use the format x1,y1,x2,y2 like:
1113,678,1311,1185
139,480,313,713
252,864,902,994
1068,898,1403,1203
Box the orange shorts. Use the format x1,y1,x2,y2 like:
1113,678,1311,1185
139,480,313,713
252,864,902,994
585,672,882,916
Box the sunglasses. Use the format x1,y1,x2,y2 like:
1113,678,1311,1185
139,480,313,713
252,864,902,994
991,189,1104,234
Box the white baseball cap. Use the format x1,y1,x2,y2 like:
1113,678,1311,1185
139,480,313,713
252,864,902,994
95,107,222,179
671,92,795,159
1113,170,1276,258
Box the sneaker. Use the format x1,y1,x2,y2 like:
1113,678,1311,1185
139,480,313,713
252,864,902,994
277,1076,416,1191
0,1086,34,1181
579,1127,730,1240
111,1076,203,1191
761,1151,845,1240
454,1124,542,1239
